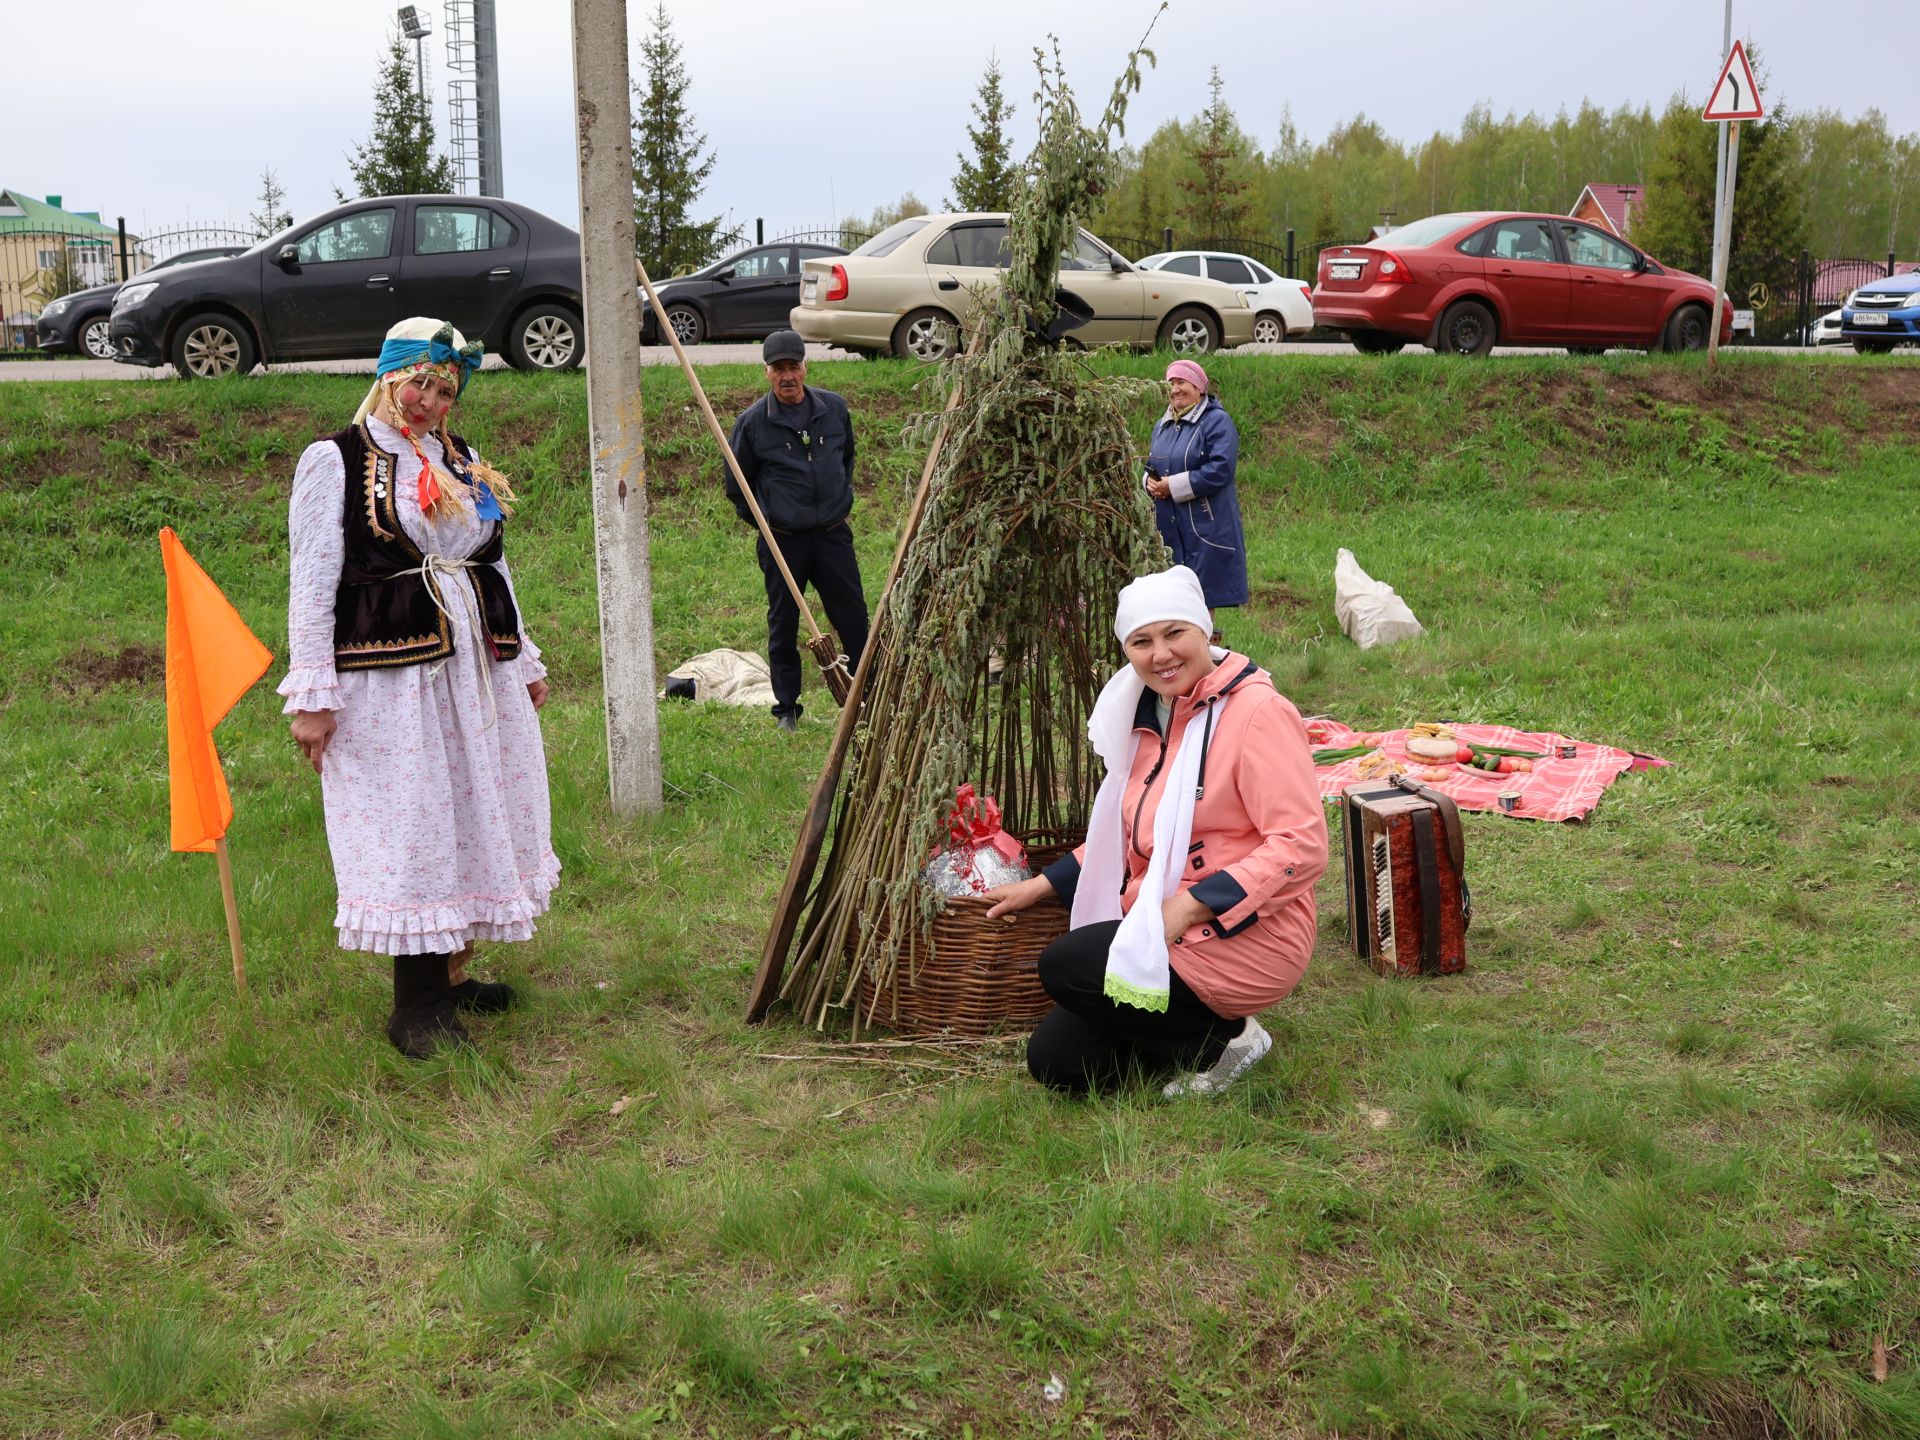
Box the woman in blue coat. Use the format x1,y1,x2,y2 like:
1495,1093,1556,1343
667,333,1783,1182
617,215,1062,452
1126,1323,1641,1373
1142,359,1249,622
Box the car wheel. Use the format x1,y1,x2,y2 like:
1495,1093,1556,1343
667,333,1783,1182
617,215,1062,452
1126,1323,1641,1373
892,308,958,362
1852,338,1895,354
1437,300,1497,357
1156,307,1221,354
1661,304,1710,353
169,313,256,379
665,304,704,346
510,304,583,370
1252,312,1285,344
1347,330,1407,355
80,313,115,360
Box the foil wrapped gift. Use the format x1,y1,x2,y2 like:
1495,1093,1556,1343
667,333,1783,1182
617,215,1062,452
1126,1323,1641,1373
922,784,1031,898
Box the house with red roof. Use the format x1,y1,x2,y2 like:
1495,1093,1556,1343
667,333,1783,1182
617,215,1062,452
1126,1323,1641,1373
1570,183,1644,239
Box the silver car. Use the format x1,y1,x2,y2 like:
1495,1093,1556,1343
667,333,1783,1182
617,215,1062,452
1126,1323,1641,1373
789,212,1254,360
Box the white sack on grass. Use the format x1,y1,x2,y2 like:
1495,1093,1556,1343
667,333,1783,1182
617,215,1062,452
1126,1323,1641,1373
662,649,778,707
1334,548,1425,649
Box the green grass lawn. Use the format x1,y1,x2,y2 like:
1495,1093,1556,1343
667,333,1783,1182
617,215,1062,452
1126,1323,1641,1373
1,353,1916,1439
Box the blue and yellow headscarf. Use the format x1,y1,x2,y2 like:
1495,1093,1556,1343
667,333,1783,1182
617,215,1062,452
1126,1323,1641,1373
377,320,485,393
353,317,515,521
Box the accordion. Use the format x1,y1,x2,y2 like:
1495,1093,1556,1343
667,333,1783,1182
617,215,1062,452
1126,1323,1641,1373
1340,777,1471,977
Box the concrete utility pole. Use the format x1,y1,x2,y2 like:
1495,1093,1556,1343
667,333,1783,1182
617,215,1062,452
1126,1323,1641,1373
571,0,663,816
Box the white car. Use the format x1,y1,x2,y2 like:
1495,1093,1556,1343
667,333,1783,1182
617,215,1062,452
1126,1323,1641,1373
1135,250,1316,343
1806,291,1857,346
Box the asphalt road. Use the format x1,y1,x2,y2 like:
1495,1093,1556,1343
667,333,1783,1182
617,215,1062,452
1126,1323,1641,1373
0,341,1885,382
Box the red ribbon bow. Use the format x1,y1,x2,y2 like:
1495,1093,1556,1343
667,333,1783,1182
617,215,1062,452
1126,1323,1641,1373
947,783,999,846
399,423,444,514
945,784,1025,861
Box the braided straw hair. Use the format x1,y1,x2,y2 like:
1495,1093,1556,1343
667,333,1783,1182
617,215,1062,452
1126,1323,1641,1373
371,367,519,520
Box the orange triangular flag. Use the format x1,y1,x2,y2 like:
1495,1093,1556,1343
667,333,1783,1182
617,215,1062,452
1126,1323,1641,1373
162,527,273,853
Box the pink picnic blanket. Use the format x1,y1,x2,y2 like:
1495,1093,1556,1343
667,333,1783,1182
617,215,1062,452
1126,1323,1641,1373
1305,719,1669,822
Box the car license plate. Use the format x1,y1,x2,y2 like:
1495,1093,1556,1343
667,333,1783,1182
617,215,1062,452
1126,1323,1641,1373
1853,312,1887,326
801,277,818,303
1330,262,1362,281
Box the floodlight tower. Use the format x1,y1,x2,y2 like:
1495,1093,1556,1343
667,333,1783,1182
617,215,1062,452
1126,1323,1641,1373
474,0,503,198
443,0,503,197
397,5,432,104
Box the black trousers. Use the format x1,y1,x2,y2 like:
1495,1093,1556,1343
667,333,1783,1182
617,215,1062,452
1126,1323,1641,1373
1026,920,1239,1095
757,523,869,719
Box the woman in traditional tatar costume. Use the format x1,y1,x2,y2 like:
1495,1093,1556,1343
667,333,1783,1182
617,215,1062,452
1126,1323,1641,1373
281,317,559,1058
985,566,1326,1097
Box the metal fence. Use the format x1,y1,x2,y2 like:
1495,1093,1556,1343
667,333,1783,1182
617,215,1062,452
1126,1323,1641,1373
1661,249,1912,345
768,223,875,252
1103,228,1337,282
2,219,261,355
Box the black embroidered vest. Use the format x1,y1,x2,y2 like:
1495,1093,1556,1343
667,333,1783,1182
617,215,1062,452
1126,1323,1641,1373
328,423,522,672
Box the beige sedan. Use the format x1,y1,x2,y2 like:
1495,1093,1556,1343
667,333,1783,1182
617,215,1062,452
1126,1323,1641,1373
789,212,1254,360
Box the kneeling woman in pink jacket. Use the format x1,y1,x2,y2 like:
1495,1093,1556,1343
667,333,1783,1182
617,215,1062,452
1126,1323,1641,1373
985,566,1328,1097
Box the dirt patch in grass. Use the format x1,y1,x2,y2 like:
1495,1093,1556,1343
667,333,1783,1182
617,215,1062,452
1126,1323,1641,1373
1258,364,1920,470
1248,578,1314,614
59,644,163,694
12,407,323,492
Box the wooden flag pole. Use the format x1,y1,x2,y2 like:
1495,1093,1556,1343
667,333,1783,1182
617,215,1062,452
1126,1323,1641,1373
214,836,249,1003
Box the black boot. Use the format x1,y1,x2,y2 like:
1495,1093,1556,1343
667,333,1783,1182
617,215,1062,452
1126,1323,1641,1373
387,954,471,1059
450,977,517,1014
447,945,516,1014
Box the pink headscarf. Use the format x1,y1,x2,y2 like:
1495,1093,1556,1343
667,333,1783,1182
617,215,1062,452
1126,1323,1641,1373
1164,358,1209,393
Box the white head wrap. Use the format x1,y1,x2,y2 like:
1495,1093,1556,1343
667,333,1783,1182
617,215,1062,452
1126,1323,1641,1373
1075,566,1226,1011
1092,566,1214,765
1112,565,1213,643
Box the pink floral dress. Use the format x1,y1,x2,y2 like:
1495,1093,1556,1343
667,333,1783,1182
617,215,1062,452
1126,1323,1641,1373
277,417,560,956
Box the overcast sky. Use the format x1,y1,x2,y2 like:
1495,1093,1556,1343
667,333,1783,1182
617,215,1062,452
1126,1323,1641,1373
15,0,1915,239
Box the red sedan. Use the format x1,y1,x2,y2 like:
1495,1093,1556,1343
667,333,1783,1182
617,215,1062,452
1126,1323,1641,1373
1311,211,1732,356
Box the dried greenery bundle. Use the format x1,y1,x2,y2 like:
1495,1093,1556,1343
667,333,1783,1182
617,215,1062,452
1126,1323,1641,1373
780,24,1170,1032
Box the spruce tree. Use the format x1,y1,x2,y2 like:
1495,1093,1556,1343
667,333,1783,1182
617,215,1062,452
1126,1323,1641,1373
632,3,738,277
949,56,1020,212
1633,82,1806,270
250,168,291,238
1176,69,1257,240
339,33,458,199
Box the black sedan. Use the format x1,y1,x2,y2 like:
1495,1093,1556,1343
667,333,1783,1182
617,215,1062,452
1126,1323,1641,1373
641,241,847,345
110,195,585,377
36,246,245,359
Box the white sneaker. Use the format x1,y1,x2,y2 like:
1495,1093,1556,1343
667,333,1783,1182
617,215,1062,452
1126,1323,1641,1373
1162,1017,1273,1098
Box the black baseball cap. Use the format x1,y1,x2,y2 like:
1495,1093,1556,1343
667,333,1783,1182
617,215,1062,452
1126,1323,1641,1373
763,330,806,363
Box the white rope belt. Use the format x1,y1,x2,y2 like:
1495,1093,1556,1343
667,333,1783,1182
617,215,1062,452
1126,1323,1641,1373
399,553,498,729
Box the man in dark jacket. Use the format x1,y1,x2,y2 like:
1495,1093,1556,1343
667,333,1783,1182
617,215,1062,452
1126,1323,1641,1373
725,330,870,730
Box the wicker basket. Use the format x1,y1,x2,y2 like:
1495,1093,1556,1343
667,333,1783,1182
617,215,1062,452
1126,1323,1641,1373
853,830,1080,1037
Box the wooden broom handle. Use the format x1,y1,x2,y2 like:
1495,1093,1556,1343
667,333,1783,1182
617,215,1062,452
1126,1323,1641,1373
634,257,825,646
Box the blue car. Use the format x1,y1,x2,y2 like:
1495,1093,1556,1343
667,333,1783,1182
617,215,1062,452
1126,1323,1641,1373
1841,273,1920,353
